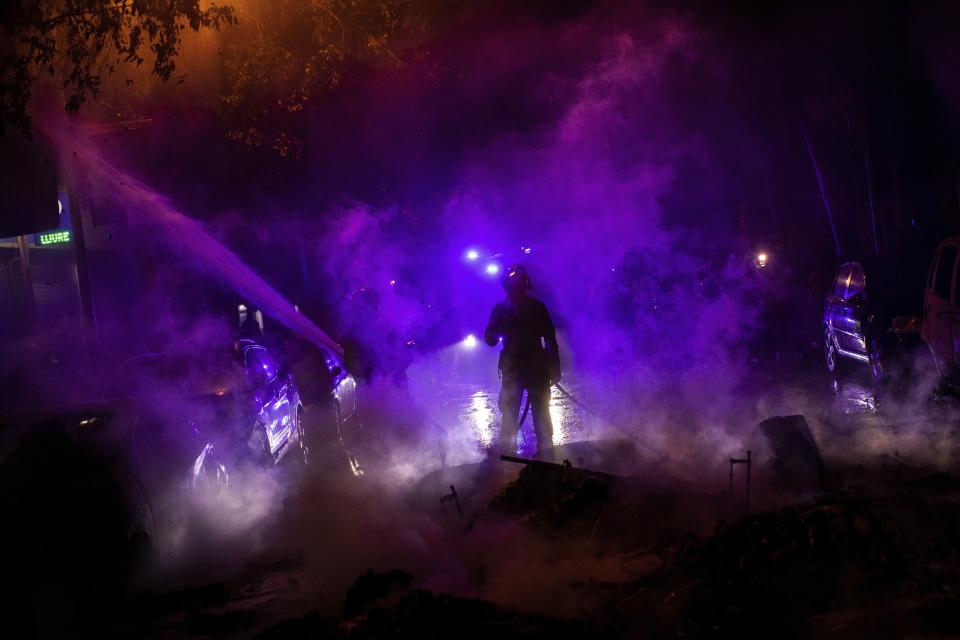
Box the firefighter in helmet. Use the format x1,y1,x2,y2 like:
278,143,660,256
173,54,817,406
484,264,561,455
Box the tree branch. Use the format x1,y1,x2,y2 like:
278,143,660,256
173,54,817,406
42,2,135,30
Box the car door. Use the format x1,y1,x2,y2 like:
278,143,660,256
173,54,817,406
826,263,857,353
842,263,868,357
824,266,845,346
244,346,294,457
924,243,960,376
322,349,357,423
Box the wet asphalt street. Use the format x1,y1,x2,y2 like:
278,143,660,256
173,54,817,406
402,337,960,476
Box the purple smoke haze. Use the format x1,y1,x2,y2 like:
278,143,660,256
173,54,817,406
8,3,960,627
28,4,784,485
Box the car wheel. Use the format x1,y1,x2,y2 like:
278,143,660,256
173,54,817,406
824,327,839,373
868,336,884,382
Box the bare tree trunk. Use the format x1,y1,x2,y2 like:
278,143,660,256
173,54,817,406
800,125,842,258
67,187,100,352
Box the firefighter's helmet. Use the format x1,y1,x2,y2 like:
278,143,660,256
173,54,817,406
502,264,532,293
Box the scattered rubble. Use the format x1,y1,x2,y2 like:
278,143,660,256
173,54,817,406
252,469,960,638
612,474,960,637
492,457,616,532
40,425,960,639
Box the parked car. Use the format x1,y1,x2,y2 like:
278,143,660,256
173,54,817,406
0,336,307,633
101,339,308,490
822,250,926,380
922,237,960,384
823,261,884,379
823,257,925,381
294,344,358,437
282,340,361,472
0,335,362,557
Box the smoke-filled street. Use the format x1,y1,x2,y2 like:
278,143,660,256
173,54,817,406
7,1,960,638
416,349,959,480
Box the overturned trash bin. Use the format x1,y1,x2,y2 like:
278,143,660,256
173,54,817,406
757,415,827,494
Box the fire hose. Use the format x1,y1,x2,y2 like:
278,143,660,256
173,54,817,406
505,374,656,457
517,381,576,427
515,381,566,428
553,381,631,440
545,381,658,456
518,393,532,426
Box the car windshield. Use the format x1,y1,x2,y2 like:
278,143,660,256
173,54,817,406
846,264,866,298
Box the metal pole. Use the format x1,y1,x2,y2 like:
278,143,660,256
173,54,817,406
67,188,99,351
729,451,752,512
16,235,35,327
729,456,734,493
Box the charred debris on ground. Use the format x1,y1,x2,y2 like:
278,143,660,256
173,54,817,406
100,429,960,639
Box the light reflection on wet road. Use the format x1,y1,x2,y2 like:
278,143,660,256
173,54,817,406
739,354,960,472
409,343,960,474
407,345,589,463
428,380,587,460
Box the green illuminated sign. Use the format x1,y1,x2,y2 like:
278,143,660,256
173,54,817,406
38,230,71,246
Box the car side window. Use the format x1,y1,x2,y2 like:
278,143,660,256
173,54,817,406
244,347,278,387
934,246,958,302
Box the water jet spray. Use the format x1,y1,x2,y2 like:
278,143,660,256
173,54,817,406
56,127,343,356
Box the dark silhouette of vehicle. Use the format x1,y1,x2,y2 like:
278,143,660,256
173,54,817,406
119,339,314,483
289,343,360,469
922,237,960,385
0,334,365,603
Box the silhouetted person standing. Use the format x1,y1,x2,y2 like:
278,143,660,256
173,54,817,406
484,264,561,455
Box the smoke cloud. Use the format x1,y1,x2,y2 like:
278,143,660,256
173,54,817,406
8,1,960,627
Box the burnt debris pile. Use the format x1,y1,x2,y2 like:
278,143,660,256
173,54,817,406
91,455,960,638
492,458,617,533
612,475,960,637
248,469,960,638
